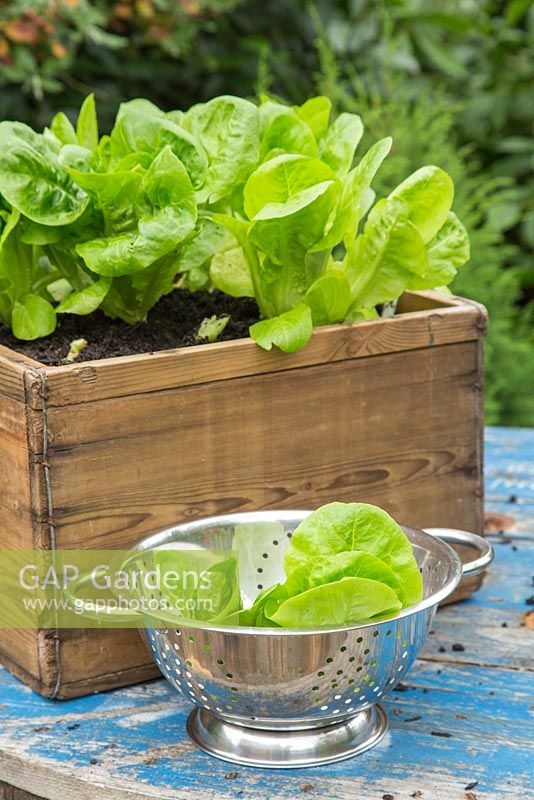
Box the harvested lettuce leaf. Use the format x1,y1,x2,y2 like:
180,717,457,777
284,550,407,605
284,502,423,606
269,577,401,627
236,502,423,629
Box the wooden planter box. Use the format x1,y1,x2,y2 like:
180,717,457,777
0,290,487,699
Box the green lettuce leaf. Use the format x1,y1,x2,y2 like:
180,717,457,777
210,246,254,297
261,113,318,159
46,278,72,302
12,295,57,340
284,550,407,605
258,99,294,135
285,502,423,606
59,144,100,175
196,314,230,343
249,303,313,352
194,556,241,624
116,98,166,122
319,112,363,176
153,550,240,625
244,155,339,310
0,122,89,226
19,221,63,245
110,103,207,189
50,112,77,146
269,577,401,627
304,270,352,325
244,154,336,220
56,278,112,315
388,165,454,243
76,147,197,276
177,218,234,291
344,198,428,309
310,137,392,253
410,210,470,288
295,96,332,139
0,206,60,334
239,583,285,627
344,307,379,323
76,94,99,152
128,251,182,320
183,95,259,203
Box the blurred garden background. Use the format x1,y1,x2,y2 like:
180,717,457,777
0,0,532,425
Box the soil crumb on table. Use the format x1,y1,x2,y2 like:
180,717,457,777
0,290,260,366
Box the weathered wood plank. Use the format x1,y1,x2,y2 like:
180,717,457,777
0,660,531,800
0,295,486,699
43,292,487,407
422,525,534,669
485,427,534,504
48,343,483,552
0,350,33,403
422,612,533,669
0,364,46,690
42,341,482,693
55,629,157,696
0,395,33,549
0,426,530,799
0,780,44,800
485,503,534,536
0,632,42,694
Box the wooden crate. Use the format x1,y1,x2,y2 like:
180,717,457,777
0,290,487,698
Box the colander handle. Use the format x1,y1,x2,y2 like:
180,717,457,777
423,528,494,576
62,570,142,623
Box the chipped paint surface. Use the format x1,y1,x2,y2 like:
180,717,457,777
0,426,532,800
485,426,534,502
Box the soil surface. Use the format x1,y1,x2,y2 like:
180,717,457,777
0,291,260,366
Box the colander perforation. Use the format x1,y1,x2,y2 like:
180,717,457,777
134,511,490,767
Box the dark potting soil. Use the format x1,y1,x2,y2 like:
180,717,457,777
0,291,260,366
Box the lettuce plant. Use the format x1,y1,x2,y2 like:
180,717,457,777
0,92,469,348
0,95,201,338
0,93,263,339
210,95,470,351
239,502,423,628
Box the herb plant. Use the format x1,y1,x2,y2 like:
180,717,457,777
239,502,423,628
0,92,469,349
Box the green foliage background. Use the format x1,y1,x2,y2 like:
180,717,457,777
0,0,532,424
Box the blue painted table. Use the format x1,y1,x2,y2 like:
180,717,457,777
0,426,532,800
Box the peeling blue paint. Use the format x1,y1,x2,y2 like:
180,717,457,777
0,426,532,799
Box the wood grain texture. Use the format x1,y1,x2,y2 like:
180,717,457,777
43,292,488,407
50,340,483,694
54,629,158,699
1,664,531,800
47,341,483,547
0,349,32,403
0,292,487,698
0,361,47,689
0,633,41,693
0,480,531,800
0,780,43,800
0,395,33,549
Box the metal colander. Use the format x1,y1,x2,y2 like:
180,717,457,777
135,511,492,768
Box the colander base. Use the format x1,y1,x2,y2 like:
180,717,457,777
187,704,388,768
